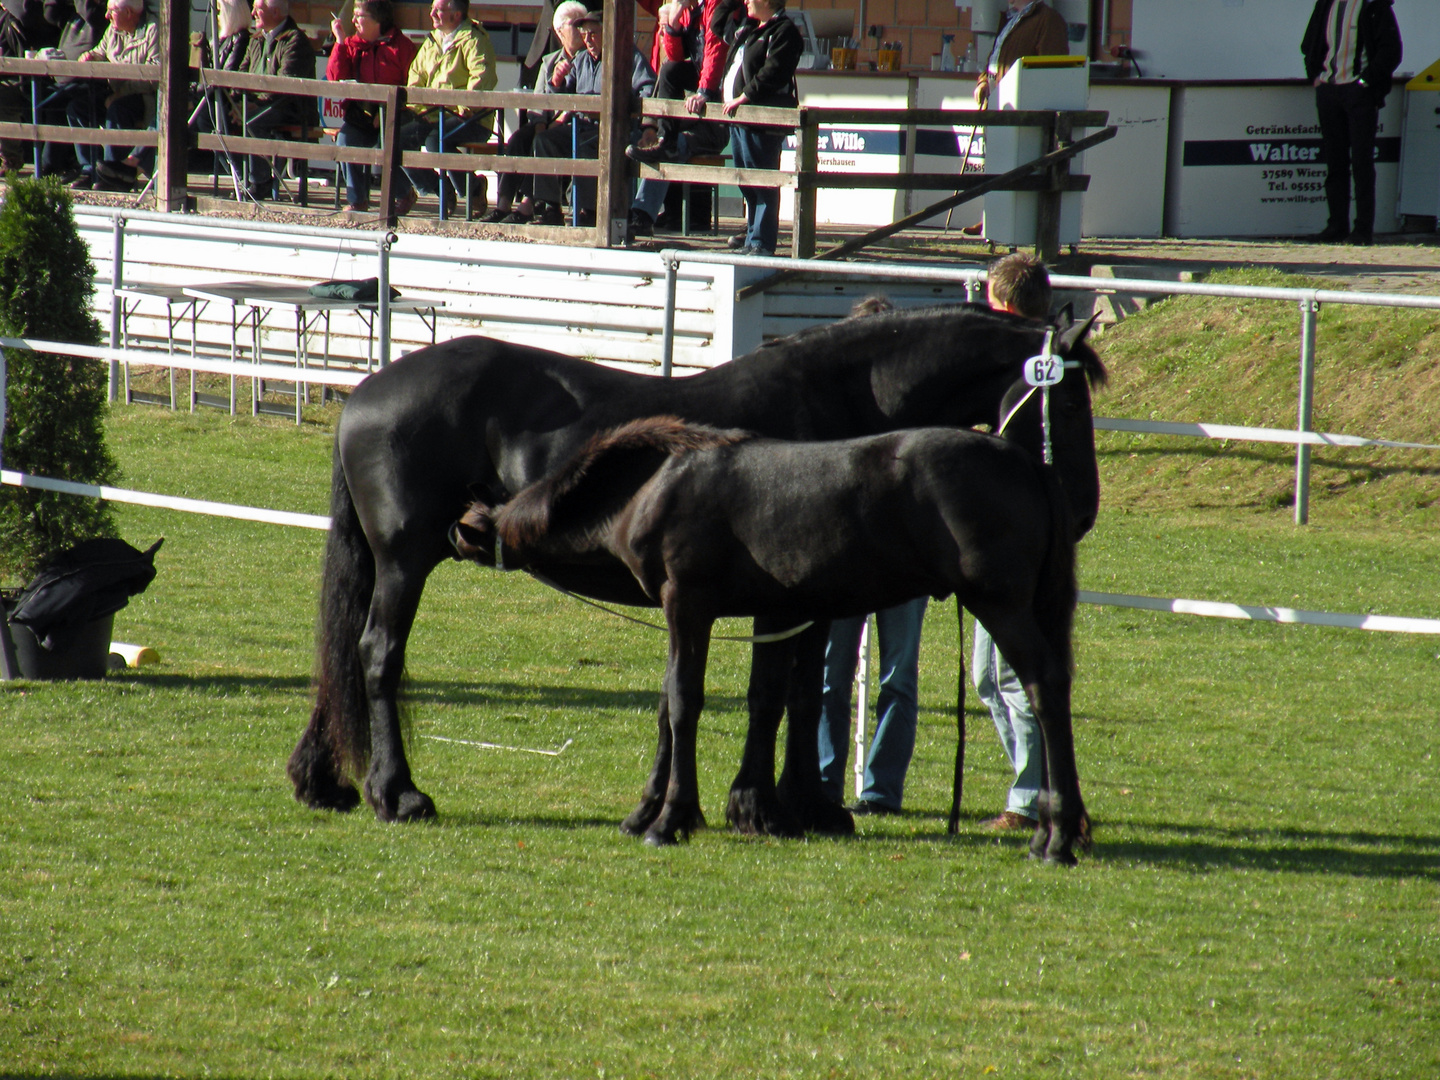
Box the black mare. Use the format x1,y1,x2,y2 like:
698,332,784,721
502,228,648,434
453,355,1099,860
288,305,1105,837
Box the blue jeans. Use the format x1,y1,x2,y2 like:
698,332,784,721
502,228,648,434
336,118,378,207
817,597,928,810
728,124,785,253
973,621,1042,817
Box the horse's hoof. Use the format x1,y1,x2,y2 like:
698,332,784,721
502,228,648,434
295,780,361,813
1044,850,1079,867
395,789,437,822
643,828,680,847
802,799,855,837
620,799,663,837
726,788,803,838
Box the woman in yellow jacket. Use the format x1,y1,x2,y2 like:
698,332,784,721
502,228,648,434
395,0,497,214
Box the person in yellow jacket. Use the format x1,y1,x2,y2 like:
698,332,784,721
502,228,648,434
394,0,497,215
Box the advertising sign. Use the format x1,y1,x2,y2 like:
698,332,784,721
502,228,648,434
1165,84,1401,237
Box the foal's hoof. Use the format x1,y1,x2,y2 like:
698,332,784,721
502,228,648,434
726,787,803,838
620,797,664,837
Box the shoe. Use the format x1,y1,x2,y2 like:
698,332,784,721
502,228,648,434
626,141,682,165
740,244,775,258
69,171,96,190
981,810,1039,831
1309,224,1347,243
469,174,488,216
535,204,566,226
97,160,139,185
346,197,370,213
56,167,85,185
479,207,509,223
961,220,984,237
628,209,654,238
93,175,135,193
392,189,417,217
726,232,747,250
848,800,901,816
1345,229,1374,246
500,210,533,224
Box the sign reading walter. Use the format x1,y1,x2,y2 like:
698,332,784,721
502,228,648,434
1165,84,1401,238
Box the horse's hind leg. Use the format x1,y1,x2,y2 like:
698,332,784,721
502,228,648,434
288,708,361,812
620,697,672,836
776,621,855,836
726,626,803,838
947,602,966,835
359,555,437,823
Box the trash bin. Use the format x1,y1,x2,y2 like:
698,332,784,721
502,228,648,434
2,537,162,681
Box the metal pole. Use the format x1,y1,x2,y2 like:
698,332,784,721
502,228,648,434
0,348,17,679
660,258,678,377
1294,295,1319,525
853,614,872,800
377,233,393,366
108,216,125,402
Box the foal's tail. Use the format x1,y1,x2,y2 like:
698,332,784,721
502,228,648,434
286,449,373,810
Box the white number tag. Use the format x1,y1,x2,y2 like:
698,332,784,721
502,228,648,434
1024,353,1063,387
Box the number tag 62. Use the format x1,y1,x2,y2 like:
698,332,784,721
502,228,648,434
1024,353,1063,387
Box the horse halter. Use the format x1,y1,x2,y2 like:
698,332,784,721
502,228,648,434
996,328,1081,465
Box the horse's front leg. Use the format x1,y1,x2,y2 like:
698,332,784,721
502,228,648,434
620,695,672,836
358,558,437,823
645,587,713,847
775,620,854,836
726,625,803,838
948,601,967,835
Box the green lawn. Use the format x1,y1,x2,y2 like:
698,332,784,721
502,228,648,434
2,400,1437,1079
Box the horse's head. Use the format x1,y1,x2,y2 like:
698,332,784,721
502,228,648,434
996,313,1106,539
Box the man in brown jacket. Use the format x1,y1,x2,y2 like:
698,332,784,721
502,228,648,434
973,0,1069,107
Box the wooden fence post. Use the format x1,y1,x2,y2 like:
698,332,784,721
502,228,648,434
596,0,635,247
155,0,189,211
379,86,404,226
1034,111,1066,263
792,109,818,259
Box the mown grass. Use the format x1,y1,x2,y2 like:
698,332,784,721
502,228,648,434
2,328,1438,1079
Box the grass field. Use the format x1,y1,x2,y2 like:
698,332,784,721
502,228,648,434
3,298,1438,1077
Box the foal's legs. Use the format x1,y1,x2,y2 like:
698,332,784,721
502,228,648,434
947,602,967,835
645,586,714,846
970,606,1086,864
358,553,438,822
726,623,804,837
621,696,672,836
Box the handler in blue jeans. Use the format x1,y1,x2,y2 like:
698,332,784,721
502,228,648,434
817,598,929,814
974,251,1054,830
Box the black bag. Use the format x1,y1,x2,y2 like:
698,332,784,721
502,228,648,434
9,538,162,651
307,277,401,303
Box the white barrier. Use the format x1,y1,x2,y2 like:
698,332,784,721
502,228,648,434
1094,417,1440,452
1078,590,1440,635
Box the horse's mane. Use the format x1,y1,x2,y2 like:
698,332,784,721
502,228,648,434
488,417,753,548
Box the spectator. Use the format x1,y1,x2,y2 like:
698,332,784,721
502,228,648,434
625,0,731,239
1301,0,1402,246
478,0,585,224
396,0,497,218
0,0,35,174
186,0,249,173
530,8,654,226
975,251,1051,832
972,0,1068,108
237,0,317,202
327,0,416,212
35,0,107,180
67,0,159,192
719,0,800,256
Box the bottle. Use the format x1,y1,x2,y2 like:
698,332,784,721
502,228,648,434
964,41,977,73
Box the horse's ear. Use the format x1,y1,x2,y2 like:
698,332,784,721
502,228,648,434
1054,301,1075,327
1058,311,1100,352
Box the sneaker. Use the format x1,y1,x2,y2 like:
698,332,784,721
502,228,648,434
981,810,1038,831
69,170,96,190
500,209,533,224
626,141,681,165
535,204,566,226
628,209,654,238
479,207,510,223
848,799,901,816
726,231,747,250
740,244,775,258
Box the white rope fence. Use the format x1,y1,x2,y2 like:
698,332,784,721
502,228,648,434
1095,417,1440,452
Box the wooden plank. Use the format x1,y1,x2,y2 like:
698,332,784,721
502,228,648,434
0,123,157,146
633,162,793,185
0,58,156,80
800,173,1091,191
793,113,819,258
802,107,1108,127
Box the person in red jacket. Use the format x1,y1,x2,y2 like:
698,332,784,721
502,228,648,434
328,0,418,211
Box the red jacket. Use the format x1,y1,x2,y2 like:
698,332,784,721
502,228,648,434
640,0,727,94
327,26,417,122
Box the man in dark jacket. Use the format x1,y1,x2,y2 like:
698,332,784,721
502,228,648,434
239,0,316,201
1301,0,1402,245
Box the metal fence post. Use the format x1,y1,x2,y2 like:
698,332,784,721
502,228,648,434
1294,295,1319,525
853,614,872,800
108,215,125,402
377,232,393,366
660,257,678,377
0,348,15,679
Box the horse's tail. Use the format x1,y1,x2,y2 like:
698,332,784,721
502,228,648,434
286,448,372,810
